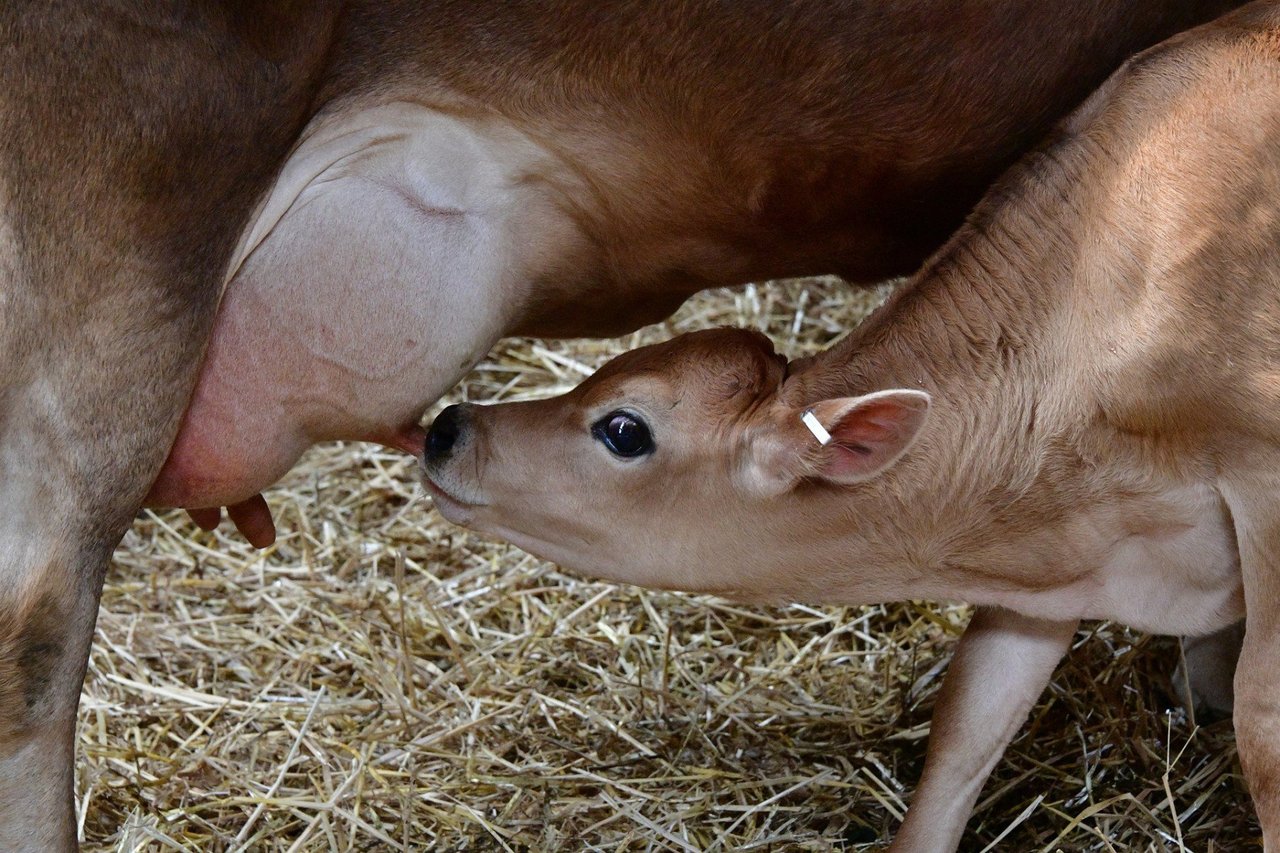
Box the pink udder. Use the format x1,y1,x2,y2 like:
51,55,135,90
145,387,306,511
146,348,428,536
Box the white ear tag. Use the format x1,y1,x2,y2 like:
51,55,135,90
801,410,832,445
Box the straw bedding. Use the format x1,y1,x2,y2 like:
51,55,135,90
82,278,1256,851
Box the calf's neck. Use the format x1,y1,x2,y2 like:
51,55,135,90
423,4,1280,847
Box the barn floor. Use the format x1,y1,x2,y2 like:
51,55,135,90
82,278,1256,851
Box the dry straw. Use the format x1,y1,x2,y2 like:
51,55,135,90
83,278,1255,851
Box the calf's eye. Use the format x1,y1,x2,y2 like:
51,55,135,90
592,411,654,458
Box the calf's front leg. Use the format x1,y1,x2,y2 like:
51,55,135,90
1221,475,1280,849
889,606,1078,853
1173,621,1243,720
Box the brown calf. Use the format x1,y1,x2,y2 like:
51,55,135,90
0,0,1241,847
423,3,1280,847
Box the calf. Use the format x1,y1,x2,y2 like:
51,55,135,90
422,3,1280,847
0,0,1242,847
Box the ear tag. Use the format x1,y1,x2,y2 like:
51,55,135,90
801,410,832,445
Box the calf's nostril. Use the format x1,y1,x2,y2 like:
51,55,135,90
425,404,464,461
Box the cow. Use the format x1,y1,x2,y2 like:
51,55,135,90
0,1,1244,848
420,2,1280,847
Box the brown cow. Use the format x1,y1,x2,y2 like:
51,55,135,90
0,1,1243,848
421,2,1280,847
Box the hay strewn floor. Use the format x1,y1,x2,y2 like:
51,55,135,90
84,278,1257,851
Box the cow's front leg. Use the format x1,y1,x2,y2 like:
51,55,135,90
889,607,1078,853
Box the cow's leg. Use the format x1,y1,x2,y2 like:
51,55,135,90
889,607,1078,853
0,258,218,852
0,508,113,851
0,4,336,847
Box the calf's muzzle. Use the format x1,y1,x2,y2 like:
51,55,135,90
425,403,468,462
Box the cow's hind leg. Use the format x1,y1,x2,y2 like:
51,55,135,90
0,511,114,850
0,165,221,848
0,276,221,849
0,5,337,846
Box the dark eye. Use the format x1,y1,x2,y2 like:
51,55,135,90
592,410,654,458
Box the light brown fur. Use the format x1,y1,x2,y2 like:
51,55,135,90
0,0,1247,847
424,3,1280,847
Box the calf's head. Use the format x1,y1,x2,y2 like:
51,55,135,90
421,329,929,599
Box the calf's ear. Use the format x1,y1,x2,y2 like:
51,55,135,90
804,390,930,483
741,389,930,495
